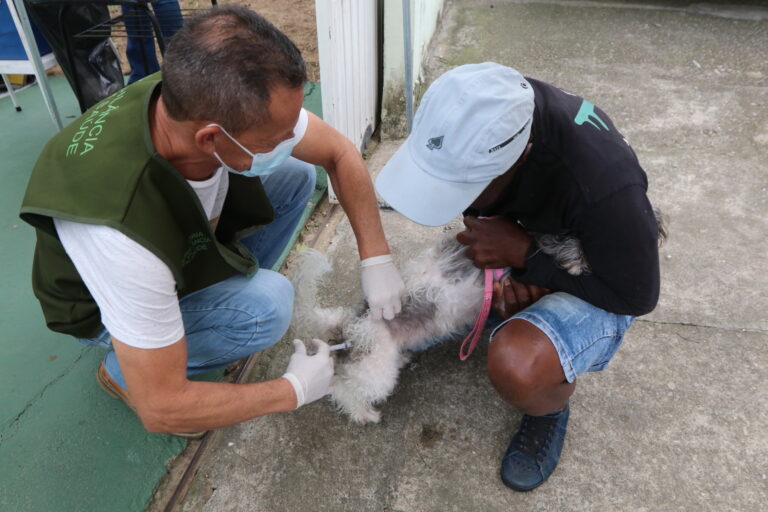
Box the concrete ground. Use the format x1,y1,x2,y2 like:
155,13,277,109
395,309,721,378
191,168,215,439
166,1,768,510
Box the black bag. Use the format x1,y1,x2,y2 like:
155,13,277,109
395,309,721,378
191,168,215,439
25,1,124,111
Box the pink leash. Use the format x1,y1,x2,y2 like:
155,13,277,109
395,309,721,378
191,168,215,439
459,268,504,360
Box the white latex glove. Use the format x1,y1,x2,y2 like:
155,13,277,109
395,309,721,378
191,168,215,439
282,339,334,408
360,254,405,321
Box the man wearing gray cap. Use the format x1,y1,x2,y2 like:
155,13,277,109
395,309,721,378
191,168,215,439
376,62,661,491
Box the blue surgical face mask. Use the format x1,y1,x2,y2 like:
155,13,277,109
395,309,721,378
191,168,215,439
208,123,298,178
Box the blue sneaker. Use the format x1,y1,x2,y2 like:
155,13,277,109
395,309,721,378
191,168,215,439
500,403,570,491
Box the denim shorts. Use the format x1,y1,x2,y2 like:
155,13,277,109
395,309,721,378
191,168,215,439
489,292,635,383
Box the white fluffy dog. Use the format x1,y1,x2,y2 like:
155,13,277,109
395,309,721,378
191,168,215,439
291,236,485,424
291,211,666,424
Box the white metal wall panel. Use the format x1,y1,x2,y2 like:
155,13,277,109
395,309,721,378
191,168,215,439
381,0,445,138
316,0,379,201
411,0,444,85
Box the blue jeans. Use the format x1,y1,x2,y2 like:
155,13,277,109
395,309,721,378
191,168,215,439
122,0,183,84
489,292,635,383
81,158,317,390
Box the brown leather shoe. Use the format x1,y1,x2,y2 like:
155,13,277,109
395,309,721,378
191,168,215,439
96,362,207,440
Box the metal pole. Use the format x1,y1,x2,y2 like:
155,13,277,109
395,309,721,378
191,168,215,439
401,0,413,134
2,74,22,111
11,0,63,130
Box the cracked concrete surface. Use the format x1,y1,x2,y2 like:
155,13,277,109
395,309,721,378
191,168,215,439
0,347,89,444
167,1,768,510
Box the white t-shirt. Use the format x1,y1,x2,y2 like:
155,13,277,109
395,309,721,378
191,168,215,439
54,106,310,349
55,167,228,348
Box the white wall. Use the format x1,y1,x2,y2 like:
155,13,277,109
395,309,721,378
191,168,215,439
411,0,445,82
316,0,380,201
381,0,445,138
316,0,379,151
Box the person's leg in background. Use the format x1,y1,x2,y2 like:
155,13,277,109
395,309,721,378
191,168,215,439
152,0,183,49
122,0,183,84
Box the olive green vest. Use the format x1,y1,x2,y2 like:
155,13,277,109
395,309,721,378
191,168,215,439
19,74,275,338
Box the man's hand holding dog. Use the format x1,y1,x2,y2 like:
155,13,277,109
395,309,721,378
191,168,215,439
492,278,551,319
458,216,549,318
361,255,405,320
457,216,533,269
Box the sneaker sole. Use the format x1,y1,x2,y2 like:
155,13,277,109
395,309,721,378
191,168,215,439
501,469,547,492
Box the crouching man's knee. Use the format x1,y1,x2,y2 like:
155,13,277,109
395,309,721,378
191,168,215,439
487,319,564,413
227,270,294,354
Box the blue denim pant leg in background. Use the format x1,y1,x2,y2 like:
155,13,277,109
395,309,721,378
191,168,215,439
122,0,183,84
239,158,317,270
90,159,317,389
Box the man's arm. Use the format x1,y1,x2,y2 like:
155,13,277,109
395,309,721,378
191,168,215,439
458,187,661,316
113,336,296,432
113,335,334,433
519,187,661,316
54,220,332,432
291,112,404,319
291,112,389,260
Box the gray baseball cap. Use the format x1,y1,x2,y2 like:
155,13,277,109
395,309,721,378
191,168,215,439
375,62,534,226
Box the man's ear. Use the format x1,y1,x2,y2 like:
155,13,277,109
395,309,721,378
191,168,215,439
194,124,220,154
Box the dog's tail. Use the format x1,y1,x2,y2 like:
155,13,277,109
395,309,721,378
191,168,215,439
290,249,344,341
290,248,331,338
654,207,669,247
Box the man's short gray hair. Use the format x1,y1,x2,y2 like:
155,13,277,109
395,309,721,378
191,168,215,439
161,5,307,134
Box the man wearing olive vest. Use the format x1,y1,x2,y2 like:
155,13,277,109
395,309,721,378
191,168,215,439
20,6,404,437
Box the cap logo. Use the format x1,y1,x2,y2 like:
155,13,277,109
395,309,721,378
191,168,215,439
426,136,444,150
488,120,529,154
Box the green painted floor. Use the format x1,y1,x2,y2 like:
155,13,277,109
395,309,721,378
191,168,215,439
0,77,325,511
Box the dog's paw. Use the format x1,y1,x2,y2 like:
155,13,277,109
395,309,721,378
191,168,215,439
350,407,381,424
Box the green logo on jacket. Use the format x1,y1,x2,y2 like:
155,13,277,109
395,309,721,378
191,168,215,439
65,88,128,157
182,232,212,266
